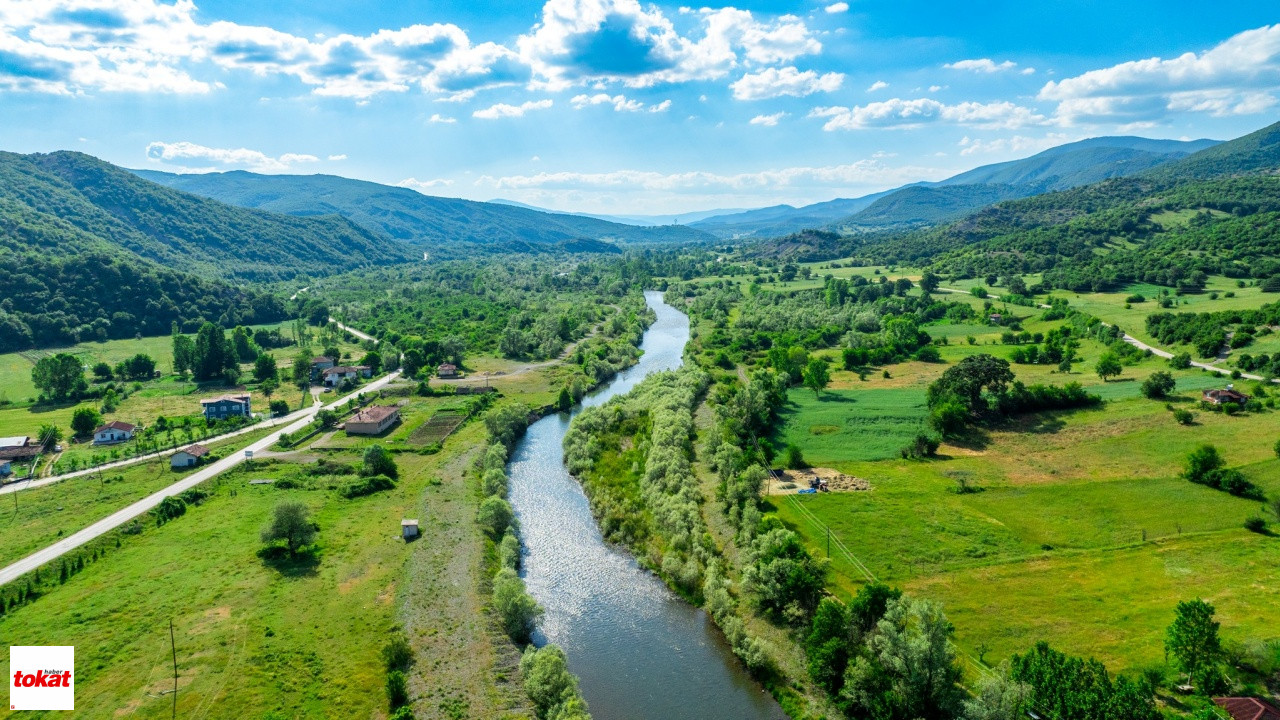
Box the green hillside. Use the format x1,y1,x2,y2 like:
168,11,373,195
132,169,715,253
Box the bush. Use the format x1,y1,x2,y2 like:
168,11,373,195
493,568,542,643
1169,352,1193,369
341,474,396,499
386,670,408,709
382,633,413,671
260,501,317,555
784,445,808,469
362,444,398,478
520,644,590,720
478,496,515,539
152,496,187,525
1173,409,1195,425
900,433,940,459
1244,516,1268,534
1141,371,1177,399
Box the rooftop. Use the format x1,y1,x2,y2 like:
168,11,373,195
349,405,399,424
180,444,211,457
200,393,251,405
0,436,29,449
1215,697,1280,720
94,420,136,433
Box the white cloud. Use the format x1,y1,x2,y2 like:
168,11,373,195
810,97,1046,130
472,98,554,119
957,133,1072,156
1040,24,1280,124
867,80,888,92
427,113,457,123
1021,67,1036,75
517,0,821,89
649,99,671,112
145,141,320,172
476,158,943,192
571,92,645,111
749,112,786,126
730,66,843,100
944,58,1019,73
399,177,455,191
928,84,943,92
824,3,850,13
327,154,347,160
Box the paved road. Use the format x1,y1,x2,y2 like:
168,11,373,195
938,287,1276,383
0,370,401,587
0,403,318,496
330,318,377,344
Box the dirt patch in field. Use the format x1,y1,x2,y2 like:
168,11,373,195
767,467,871,495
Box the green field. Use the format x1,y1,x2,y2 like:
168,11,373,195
770,328,1280,676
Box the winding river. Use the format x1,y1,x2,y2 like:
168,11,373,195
507,290,785,720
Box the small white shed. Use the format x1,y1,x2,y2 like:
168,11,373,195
401,519,419,540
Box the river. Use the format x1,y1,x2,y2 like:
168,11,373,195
506,290,785,720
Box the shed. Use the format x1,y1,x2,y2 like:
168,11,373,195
437,363,458,378
1203,386,1250,406
171,443,210,469
401,519,419,540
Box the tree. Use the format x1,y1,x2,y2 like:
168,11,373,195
172,322,195,377
260,501,317,556
292,350,313,389
478,496,515,539
493,568,542,642
253,354,278,382
362,444,398,478
802,357,831,397
927,354,1014,415
37,424,62,451
1004,275,1028,296
1095,352,1123,382
92,362,112,381
920,271,940,293
269,399,290,416
359,351,382,374
556,386,572,412
962,667,1032,720
70,407,102,438
193,322,233,381
1168,352,1192,369
1182,444,1225,484
32,353,86,401
1166,599,1223,686
231,326,258,362
521,644,586,718
1141,371,1176,399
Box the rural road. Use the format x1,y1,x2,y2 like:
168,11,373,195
1,403,319,496
330,317,377,344
937,287,1276,383
0,370,401,588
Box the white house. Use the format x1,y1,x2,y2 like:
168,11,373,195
93,421,136,445
170,444,210,469
321,365,370,387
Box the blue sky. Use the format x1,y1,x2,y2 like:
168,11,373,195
1,0,1277,215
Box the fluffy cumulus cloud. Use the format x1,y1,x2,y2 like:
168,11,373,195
399,177,455,190
824,3,850,14
810,97,1046,130
749,111,785,126
472,98,554,119
730,66,842,100
144,140,320,172
867,80,888,92
1041,24,1280,124
570,92,647,111
517,0,821,88
476,157,942,192
0,0,830,103
944,58,1019,73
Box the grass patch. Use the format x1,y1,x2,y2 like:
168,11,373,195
776,387,928,463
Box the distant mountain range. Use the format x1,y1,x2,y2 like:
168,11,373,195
133,170,715,253
687,136,1220,239
488,199,745,226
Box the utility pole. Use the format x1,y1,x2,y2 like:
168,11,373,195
169,619,178,720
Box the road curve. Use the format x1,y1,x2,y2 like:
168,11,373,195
0,370,401,588
330,318,377,344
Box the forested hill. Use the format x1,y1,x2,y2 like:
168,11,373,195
763,120,1280,292
7,151,410,281
132,169,715,252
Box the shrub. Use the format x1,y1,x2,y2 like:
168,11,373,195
477,496,515,539
900,433,940,460
152,496,187,525
260,501,317,555
341,474,396,499
362,444,398,478
1141,371,1177,399
386,670,409,709
382,633,413,671
493,568,542,643
1169,353,1192,369
1244,516,1268,534
1173,409,1195,425
784,445,808,469
520,644,589,719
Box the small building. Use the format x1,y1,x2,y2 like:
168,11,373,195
321,365,369,387
401,519,419,540
1214,697,1280,720
0,436,29,450
346,405,401,435
309,356,335,381
201,393,251,420
988,313,1003,325
1203,386,1249,406
437,363,458,379
0,444,40,476
170,444,210,469
93,421,136,445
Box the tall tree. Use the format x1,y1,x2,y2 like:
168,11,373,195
1095,352,1123,382
192,322,232,380
1165,599,1222,683
802,357,831,398
31,353,86,401
171,322,194,377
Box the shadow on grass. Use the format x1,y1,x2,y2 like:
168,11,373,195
945,426,991,451
257,545,320,578
813,392,857,404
